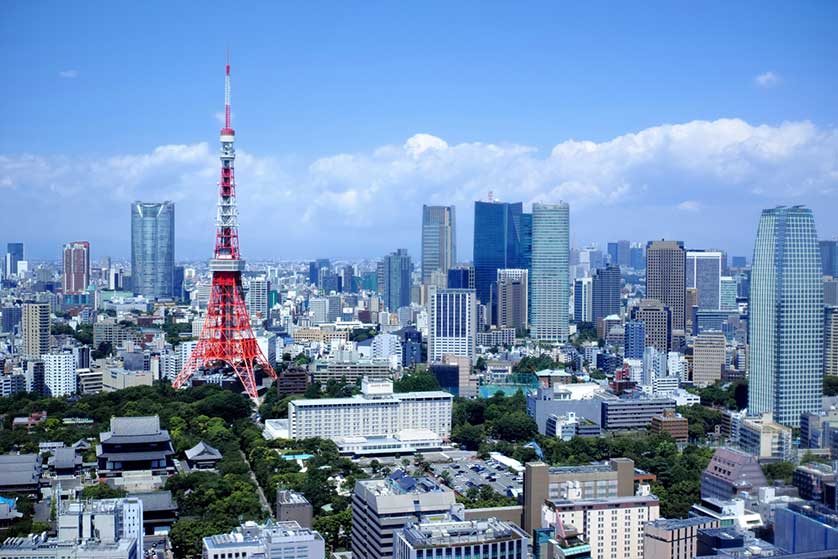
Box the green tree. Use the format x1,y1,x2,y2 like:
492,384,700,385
451,424,484,450
763,461,796,484
81,482,127,499
490,412,537,442
394,370,441,393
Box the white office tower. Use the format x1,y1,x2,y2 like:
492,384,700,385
42,352,77,397
352,471,457,559
177,340,199,373
393,506,528,559
203,520,325,559
371,333,403,368
720,276,738,311
573,277,593,323
531,202,570,341
686,250,723,310
642,346,667,387
427,287,476,362
159,352,178,381
247,276,270,323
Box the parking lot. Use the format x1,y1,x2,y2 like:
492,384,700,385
430,457,523,498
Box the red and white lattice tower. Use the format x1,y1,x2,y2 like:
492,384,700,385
173,60,275,400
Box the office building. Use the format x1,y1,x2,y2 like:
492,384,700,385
573,277,592,323
592,265,621,326
276,491,313,529
62,241,90,294
0,497,143,559
701,447,768,501
630,299,671,353
43,352,76,397
393,509,527,559
692,331,726,387
381,249,413,311
496,268,528,329
131,201,175,299
22,301,50,361
473,200,530,304
646,240,686,333
543,495,660,559
428,287,476,362
4,242,23,278
531,202,570,342
738,413,793,461
352,471,457,559
775,502,838,555
624,321,645,359
247,276,270,323
821,240,838,277
287,378,452,452
719,276,737,311
1,304,22,334
203,520,325,559
826,306,838,377
686,250,723,310
826,277,838,306
650,410,689,444
749,206,823,427
447,265,474,290
523,460,636,533
421,205,456,283
643,517,719,559
793,462,836,503
309,258,330,286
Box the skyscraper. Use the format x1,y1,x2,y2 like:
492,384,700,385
820,240,837,277
381,249,413,311
4,242,23,278
496,269,528,330
531,202,569,342
573,277,592,323
247,276,270,323
62,241,90,294
624,320,645,359
309,259,330,286
421,205,456,283
22,301,50,361
428,287,477,362
630,299,671,353
749,206,823,427
646,240,686,334
719,276,738,311
473,201,529,304
686,250,723,310
447,266,474,290
131,201,175,299
826,307,838,378
592,265,621,325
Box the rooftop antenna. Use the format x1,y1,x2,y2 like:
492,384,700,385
488,190,494,203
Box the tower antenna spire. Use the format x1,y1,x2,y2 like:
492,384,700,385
224,51,232,129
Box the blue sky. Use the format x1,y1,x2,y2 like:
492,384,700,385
3,1,837,261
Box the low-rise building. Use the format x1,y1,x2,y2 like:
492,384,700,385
643,516,719,559
738,412,793,461
276,490,313,529
689,498,763,531
650,409,689,444
96,416,175,489
101,367,153,392
0,454,42,495
203,520,325,559
184,440,222,470
700,447,768,501
393,507,528,559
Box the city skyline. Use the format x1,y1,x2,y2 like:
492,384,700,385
3,2,837,260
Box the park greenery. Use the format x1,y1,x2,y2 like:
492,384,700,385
824,375,838,396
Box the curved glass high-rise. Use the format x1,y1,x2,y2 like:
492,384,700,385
749,206,823,427
131,201,175,299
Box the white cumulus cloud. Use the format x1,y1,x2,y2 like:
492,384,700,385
58,69,79,79
1,118,836,258
755,71,780,88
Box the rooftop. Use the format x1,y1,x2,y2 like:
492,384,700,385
646,516,717,530
203,520,322,549
401,517,525,547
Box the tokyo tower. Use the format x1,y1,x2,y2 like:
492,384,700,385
173,60,276,400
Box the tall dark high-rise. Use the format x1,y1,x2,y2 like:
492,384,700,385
821,240,838,277
592,265,621,326
646,240,686,334
473,200,530,305
308,259,330,286
380,249,413,311
749,206,823,427
624,320,645,359
131,201,175,299
421,205,456,283
447,266,475,289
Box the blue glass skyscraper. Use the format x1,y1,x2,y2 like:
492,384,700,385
624,320,645,359
749,206,823,427
531,202,569,342
131,201,175,299
473,201,529,304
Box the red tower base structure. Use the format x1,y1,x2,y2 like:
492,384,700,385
174,272,275,400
